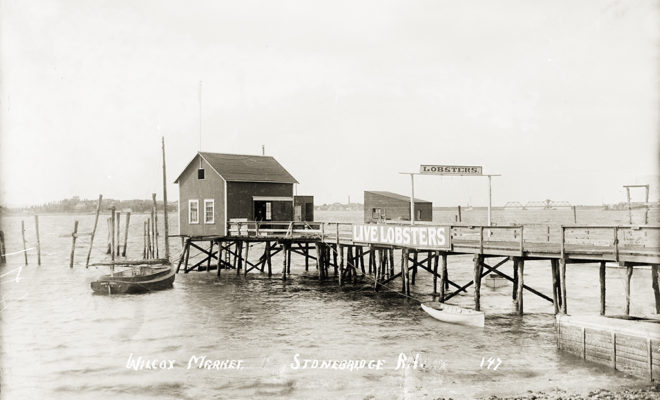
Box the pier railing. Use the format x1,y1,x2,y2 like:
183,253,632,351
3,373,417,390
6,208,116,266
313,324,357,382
225,221,660,262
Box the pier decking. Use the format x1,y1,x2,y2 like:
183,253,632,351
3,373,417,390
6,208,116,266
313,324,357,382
176,221,660,318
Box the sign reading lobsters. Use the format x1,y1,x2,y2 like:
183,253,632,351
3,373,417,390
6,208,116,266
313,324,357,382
352,224,450,249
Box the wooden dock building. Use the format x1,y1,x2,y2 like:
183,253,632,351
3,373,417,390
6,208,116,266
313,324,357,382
363,191,432,222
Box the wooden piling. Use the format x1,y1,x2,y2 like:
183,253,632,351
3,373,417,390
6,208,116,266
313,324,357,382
457,205,462,222
338,245,344,286
473,255,483,311
281,242,288,281
516,258,525,315
121,212,131,257
411,251,417,285
400,248,406,294
21,220,28,265
85,195,102,268
0,231,6,264
244,242,250,276
69,220,79,268
652,265,660,314
147,218,152,258
34,215,41,265
600,261,606,316
110,207,116,262
432,252,439,294
560,258,567,314
374,246,380,291
572,206,577,223
266,241,272,277
624,264,633,316
404,249,411,295
237,241,243,275
550,259,559,315
143,220,147,259
217,240,223,276
315,243,323,280
389,248,395,278
161,136,171,261
208,241,214,273
512,258,519,301
440,253,447,302
152,193,159,259
106,217,112,254
116,211,121,256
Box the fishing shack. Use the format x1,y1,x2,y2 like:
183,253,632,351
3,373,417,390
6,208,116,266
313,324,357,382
363,191,432,223
175,152,304,236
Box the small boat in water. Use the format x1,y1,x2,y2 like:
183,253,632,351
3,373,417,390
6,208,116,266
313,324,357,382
421,303,485,327
91,265,175,295
484,274,507,289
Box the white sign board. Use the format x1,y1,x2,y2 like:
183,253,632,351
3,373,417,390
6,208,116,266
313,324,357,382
352,224,451,250
420,165,483,176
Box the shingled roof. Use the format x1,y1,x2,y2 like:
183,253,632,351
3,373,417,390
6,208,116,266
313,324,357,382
366,191,431,203
175,152,298,184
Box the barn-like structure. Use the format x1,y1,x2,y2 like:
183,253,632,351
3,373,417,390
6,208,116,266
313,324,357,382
363,191,433,223
175,152,312,236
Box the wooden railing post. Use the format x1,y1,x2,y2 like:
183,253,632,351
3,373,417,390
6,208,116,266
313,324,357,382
519,226,524,257
479,226,484,254
560,226,565,260
613,226,620,262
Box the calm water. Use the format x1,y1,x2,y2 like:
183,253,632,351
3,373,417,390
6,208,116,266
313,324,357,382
1,208,658,399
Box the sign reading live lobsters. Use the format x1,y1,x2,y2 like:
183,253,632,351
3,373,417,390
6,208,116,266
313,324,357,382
352,224,451,249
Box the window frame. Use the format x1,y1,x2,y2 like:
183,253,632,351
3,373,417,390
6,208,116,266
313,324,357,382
188,199,200,224
203,199,215,224
197,168,205,180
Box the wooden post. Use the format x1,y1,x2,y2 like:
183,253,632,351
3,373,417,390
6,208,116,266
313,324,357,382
122,212,131,257
512,258,519,301
143,220,147,259
152,193,159,259
286,244,291,274
315,243,323,280
626,186,632,224
0,231,6,264
600,261,606,316
69,220,79,268
457,205,462,222
266,241,272,277
281,243,288,281
183,239,191,273
305,243,309,271
147,218,152,258
116,211,121,256
161,136,171,261
432,252,439,294
85,195,102,268
244,242,250,276
652,265,660,314
20,220,28,265
110,207,116,263
106,217,112,254
34,215,41,265
207,241,214,273
359,247,366,275
217,241,223,277
440,253,447,302
400,248,407,294
624,264,633,316
405,249,411,296
374,246,380,291
411,250,417,285
237,241,243,275
559,258,567,314
338,244,344,286
550,259,559,314
473,255,483,311
516,258,524,315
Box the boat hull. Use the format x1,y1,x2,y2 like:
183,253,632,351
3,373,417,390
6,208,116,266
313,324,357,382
421,303,485,327
91,266,175,295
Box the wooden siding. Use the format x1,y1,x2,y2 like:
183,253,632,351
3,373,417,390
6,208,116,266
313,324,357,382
178,155,226,236
364,192,433,223
226,182,294,221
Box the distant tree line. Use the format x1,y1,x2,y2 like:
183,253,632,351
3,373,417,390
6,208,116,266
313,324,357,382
3,196,178,215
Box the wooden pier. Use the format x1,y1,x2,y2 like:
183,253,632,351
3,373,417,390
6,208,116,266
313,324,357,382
176,221,660,316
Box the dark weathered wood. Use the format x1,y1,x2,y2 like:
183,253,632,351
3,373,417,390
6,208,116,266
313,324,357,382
244,242,250,276
161,137,171,261
374,246,380,291
21,220,28,265
217,241,223,276
652,265,660,314
69,220,79,268
389,248,395,278
286,244,292,274
143,220,147,259
440,253,447,302
551,259,559,314
512,258,519,300
152,193,159,259
176,238,190,273
0,231,6,264
516,258,525,315
600,261,606,315
34,215,41,266
208,241,214,273
625,265,633,316
183,238,191,273
560,258,567,314
89,258,170,267
457,205,462,222
411,251,418,285
85,195,102,268
473,254,483,311
110,207,116,262
122,212,131,257
281,243,288,281
432,252,439,294
116,211,121,256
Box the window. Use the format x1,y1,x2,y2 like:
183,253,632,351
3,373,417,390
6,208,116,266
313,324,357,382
417,209,422,219
204,199,215,224
265,202,272,220
188,200,199,224
197,168,205,179
372,208,382,219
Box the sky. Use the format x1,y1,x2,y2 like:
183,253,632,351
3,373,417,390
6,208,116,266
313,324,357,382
1,0,659,207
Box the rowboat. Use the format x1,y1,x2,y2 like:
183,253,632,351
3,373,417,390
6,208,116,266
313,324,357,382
421,303,485,327
484,274,507,289
91,265,175,295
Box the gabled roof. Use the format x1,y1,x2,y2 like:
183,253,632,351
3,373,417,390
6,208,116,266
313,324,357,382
175,152,298,184
366,191,431,203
